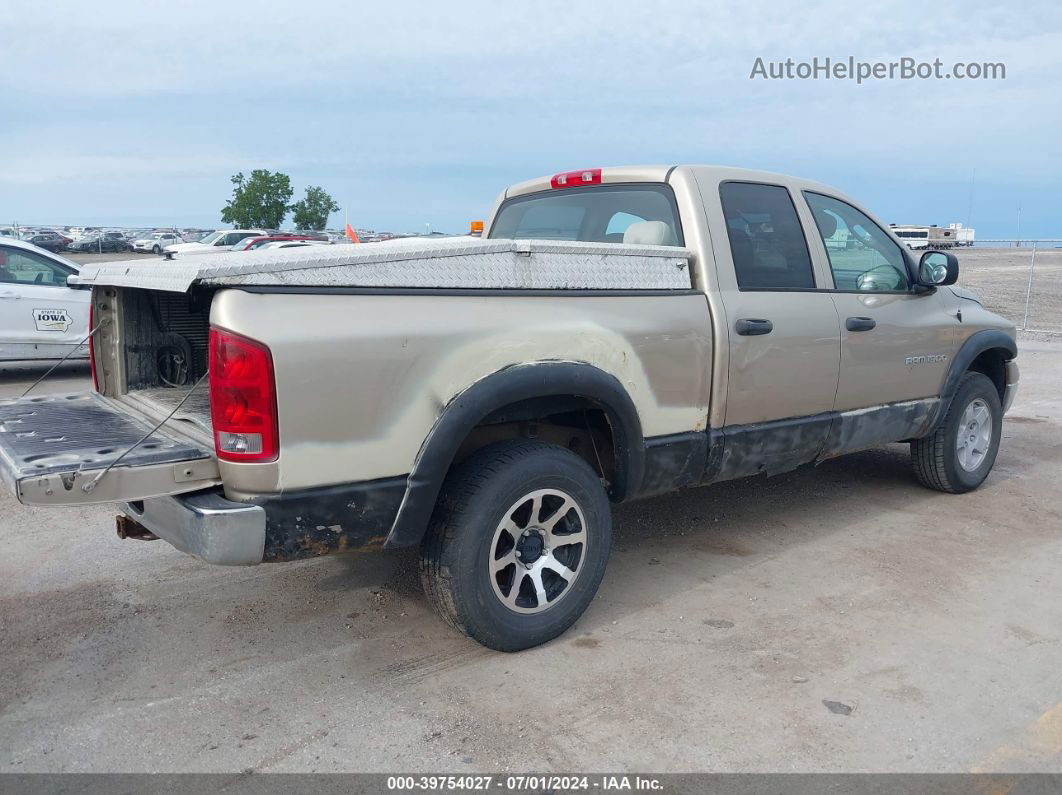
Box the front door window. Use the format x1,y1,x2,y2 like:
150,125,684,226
804,192,910,292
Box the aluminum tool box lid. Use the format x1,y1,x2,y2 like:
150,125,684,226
72,237,694,293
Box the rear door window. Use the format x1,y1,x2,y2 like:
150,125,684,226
489,185,682,245
719,182,816,289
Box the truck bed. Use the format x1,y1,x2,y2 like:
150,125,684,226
122,388,212,437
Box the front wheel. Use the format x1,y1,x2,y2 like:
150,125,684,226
152,245,161,254
911,371,1002,493
420,440,612,652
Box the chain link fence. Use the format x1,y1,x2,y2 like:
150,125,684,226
952,241,1062,335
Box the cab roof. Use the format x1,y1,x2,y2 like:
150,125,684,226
503,164,846,201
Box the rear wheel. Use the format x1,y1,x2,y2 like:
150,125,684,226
912,371,1002,493
420,440,612,652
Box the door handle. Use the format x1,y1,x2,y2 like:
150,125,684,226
735,318,773,336
846,316,876,332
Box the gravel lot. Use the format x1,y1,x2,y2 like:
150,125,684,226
1,253,1059,774
954,248,1062,334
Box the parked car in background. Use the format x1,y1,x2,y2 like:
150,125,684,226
229,235,315,251
164,229,266,256
25,232,70,253
0,237,89,361
68,235,99,252
68,232,129,253
132,232,184,254
255,240,332,250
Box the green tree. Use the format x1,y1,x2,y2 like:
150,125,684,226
290,185,341,230
220,170,293,229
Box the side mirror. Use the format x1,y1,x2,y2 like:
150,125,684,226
918,250,959,287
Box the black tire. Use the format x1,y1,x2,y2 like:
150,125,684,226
152,245,161,254
420,439,612,652
911,371,1002,493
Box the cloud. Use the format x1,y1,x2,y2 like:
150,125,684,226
0,0,1060,234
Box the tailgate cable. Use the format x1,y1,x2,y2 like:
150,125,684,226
81,372,208,494
20,317,109,398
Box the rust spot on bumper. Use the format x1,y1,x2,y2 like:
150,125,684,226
115,514,159,541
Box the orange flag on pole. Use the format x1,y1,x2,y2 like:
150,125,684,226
345,223,360,244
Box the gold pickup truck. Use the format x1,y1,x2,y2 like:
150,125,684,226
0,165,1019,651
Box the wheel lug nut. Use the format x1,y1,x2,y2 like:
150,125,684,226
515,550,522,558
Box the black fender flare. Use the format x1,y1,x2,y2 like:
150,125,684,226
384,361,644,548
923,329,1017,433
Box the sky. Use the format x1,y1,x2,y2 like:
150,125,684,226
1,0,1060,238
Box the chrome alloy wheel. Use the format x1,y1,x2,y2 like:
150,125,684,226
488,488,587,614
956,398,993,472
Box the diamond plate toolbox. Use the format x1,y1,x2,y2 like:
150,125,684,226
73,238,693,293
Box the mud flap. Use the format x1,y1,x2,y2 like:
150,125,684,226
0,392,219,505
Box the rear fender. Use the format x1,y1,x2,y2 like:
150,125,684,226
384,362,643,548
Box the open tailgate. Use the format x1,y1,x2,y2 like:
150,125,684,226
0,392,219,506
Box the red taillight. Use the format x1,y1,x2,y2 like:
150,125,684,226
550,168,602,189
88,302,99,392
209,327,279,463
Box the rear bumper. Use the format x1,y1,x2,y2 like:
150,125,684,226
1003,360,1020,414
123,477,408,565
123,491,266,565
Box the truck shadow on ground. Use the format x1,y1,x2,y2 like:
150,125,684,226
313,439,1025,647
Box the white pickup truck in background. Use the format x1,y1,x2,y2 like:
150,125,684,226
164,229,267,256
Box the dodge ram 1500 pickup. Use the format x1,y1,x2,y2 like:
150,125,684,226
0,165,1019,651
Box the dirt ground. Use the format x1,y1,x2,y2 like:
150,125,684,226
2,246,1060,773
1,336,1060,773
954,247,1062,334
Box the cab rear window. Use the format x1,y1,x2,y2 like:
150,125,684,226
489,184,683,246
